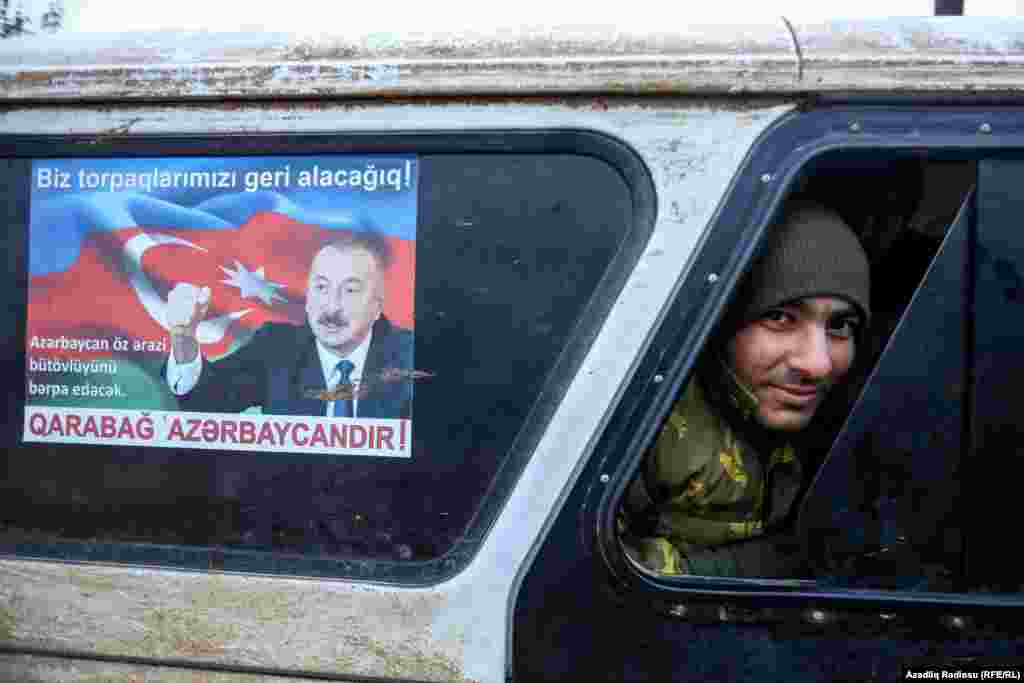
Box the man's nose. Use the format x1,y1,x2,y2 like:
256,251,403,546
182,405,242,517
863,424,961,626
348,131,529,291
789,325,833,380
322,291,344,313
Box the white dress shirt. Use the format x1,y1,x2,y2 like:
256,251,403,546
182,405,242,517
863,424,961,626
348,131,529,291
166,327,374,416
314,329,373,417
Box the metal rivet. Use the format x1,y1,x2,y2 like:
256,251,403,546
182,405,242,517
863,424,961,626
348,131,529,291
948,616,966,630
880,613,896,621
718,606,730,622
808,609,827,624
670,604,688,617
653,374,664,384
707,272,719,284
760,173,772,183
599,474,610,484
849,122,861,133
980,122,992,134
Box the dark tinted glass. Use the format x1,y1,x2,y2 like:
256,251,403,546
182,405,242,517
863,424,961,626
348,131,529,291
970,160,1024,593
0,147,648,582
799,196,969,591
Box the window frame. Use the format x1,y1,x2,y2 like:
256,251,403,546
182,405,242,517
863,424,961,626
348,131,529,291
591,105,1024,615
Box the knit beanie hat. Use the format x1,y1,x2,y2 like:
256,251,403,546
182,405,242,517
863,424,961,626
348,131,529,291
733,200,871,327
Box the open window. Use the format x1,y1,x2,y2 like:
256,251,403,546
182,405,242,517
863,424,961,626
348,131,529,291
602,131,1024,606
612,151,973,591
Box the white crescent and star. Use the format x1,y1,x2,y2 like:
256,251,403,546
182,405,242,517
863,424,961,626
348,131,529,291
220,260,287,306
122,231,288,345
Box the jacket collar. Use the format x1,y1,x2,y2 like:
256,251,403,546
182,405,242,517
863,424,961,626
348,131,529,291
696,352,789,453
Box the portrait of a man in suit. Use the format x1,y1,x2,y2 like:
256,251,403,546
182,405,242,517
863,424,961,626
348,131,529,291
163,231,413,419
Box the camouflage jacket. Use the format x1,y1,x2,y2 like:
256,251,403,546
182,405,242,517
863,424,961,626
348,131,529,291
621,357,807,578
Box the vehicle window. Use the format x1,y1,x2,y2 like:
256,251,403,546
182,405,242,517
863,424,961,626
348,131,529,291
0,136,654,582
615,152,974,588
967,158,1024,594
803,156,1024,596
799,188,970,592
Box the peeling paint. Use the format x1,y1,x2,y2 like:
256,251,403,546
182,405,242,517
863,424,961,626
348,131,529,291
65,568,119,595
0,52,1018,101
0,24,795,100
2,19,1023,100
358,635,467,681
138,607,240,658
1,557,464,680
0,604,16,641
0,18,1019,99
14,70,50,83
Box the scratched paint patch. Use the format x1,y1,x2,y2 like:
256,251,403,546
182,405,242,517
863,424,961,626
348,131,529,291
1,560,465,681
0,604,16,640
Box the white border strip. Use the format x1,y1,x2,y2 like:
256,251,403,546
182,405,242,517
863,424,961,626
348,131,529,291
23,405,412,457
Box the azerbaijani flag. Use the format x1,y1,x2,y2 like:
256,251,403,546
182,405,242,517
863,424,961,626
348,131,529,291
26,155,417,411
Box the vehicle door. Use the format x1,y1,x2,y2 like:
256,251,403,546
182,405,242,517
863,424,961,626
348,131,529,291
514,107,1024,682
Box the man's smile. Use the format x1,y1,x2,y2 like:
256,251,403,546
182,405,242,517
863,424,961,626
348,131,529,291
767,384,821,406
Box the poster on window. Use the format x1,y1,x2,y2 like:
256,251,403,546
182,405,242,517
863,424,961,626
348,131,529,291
24,155,418,457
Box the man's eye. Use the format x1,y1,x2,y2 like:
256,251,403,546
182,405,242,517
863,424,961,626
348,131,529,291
828,317,860,339
760,309,795,327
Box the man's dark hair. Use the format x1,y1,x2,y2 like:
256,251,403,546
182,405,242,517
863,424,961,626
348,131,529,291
318,231,394,271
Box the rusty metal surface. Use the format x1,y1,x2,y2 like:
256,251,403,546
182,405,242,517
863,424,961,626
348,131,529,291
0,24,795,100
3,19,1024,101
0,57,799,100
797,18,1024,92
0,97,793,682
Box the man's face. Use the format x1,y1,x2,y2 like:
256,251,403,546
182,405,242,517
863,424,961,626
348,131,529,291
726,296,860,432
305,245,385,356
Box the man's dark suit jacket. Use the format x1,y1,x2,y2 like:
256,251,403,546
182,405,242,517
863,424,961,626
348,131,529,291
172,316,413,419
